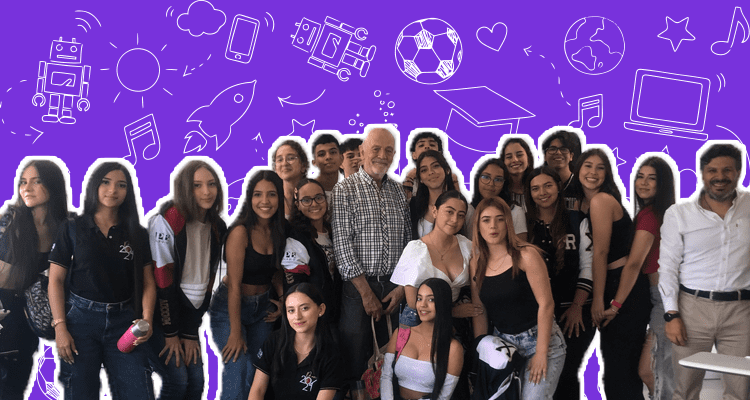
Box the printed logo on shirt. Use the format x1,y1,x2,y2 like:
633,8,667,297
155,232,171,243
284,250,297,260
300,371,317,392
565,234,577,250
257,348,263,359
585,231,593,252
119,241,134,261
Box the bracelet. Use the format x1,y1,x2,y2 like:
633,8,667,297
610,299,623,310
52,319,66,328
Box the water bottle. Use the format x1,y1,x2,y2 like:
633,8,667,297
351,380,370,400
117,320,150,353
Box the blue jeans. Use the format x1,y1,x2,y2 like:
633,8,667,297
496,322,566,400
649,284,674,400
59,292,154,400
146,323,204,400
208,283,274,400
399,304,420,327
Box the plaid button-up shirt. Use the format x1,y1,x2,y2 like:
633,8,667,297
332,168,411,281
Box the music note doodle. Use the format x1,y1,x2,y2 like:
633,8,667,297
711,6,749,56
123,114,161,165
569,94,603,129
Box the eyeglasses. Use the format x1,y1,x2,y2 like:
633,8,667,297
297,193,326,206
275,155,299,164
479,174,505,185
545,146,571,155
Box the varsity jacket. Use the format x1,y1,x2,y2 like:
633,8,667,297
149,205,227,339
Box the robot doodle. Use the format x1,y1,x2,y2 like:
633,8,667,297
291,16,376,82
31,38,91,124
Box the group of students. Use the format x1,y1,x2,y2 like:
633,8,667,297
0,124,740,400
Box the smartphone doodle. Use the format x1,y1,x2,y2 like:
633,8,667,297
225,14,259,64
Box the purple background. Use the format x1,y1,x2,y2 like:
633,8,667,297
1,1,747,399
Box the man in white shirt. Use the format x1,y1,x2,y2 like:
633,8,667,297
659,142,750,400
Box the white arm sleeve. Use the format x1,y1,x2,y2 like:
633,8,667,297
380,353,395,400
438,373,460,400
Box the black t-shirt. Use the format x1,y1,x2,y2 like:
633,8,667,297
49,215,152,303
254,330,342,400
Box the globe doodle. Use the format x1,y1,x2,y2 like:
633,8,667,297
564,16,624,75
395,18,463,84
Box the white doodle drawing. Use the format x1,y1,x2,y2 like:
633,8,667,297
31,126,44,144
569,94,603,128
165,6,174,18
623,69,711,141
716,125,750,185
177,0,226,37
182,53,212,77
110,35,172,108
612,147,627,167
36,345,60,399
291,16,375,81
117,48,160,92
662,145,670,154
278,89,325,107
563,16,624,75
395,18,462,84
711,6,749,55
523,46,571,106
75,10,101,33
434,86,534,152
31,37,91,124
476,22,508,52
264,12,275,32
657,17,695,52
123,114,161,166
287,119,316,138
252,132,263,142
225,14,260,64
184,81,256,153
716,73,727,92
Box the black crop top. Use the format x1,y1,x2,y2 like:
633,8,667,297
480,268,539,335
242,243,277,285
597,207,633,265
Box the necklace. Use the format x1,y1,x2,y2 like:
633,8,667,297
430,235,455,260
488,252,510,271
294,340,314,356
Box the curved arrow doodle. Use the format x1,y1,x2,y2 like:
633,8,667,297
278,89,326,107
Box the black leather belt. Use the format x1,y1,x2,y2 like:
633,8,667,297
680,284,750,301
366,274,392,282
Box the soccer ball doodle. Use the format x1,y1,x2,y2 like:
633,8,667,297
395,18,463,85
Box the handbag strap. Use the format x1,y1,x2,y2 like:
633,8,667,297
395,327,410,360
369,314,394,358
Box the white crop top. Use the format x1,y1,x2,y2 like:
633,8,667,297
380,353,458,400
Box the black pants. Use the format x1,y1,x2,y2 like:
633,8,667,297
553,304,596,400
0,289,39,400
600,268,652,400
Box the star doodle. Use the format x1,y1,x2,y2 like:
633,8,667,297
613,147,627,167
287,119,315,139
657,17,696,52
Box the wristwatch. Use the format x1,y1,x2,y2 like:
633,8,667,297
663,312,681,322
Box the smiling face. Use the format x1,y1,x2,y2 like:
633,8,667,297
504,142,528,176
98,169,128,211
479,206,507,245
313,142,343,175
252,179,279,221
342,149,361,177
530,173,559,210
635,165,658,204
19,166,50,209
545,138,573,172
432,197,467,236
416,284,436,323
579,154,607,192
286,292,325,335
296,182,327,223
413,137,439,161
274,145,304,182
478,164,505,200
361,128,395,181
419,156,447,190
193,167,218,212
702,156,740,202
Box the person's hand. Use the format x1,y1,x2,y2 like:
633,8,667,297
527,351,548,385
382,286,404,316
133,319,153,345
665,317,687,346
600,307,618,328
182,338,200,366
55,326,77,365
560,304,585,338
361,291,383,321
591,299,605,328
265,299,282,323
159,335,184,367
452,302,484,319
221,332,247,364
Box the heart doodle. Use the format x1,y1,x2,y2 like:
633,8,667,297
476,22,508,52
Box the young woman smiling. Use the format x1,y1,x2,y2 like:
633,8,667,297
470,157,527,240
409,150,457,238
273,140,310,219
500,138,535,210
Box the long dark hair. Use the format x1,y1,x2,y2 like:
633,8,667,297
82,161,146,316
410,150,456,237
422,278,454,400
525,167,568,274
573,148,623,207
273,283,336,381
500,138,534,198
290,178,331,240
161,160,225,238
4,160,68,290
471,158,509,208
633,157,676,225
228,170,286,270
